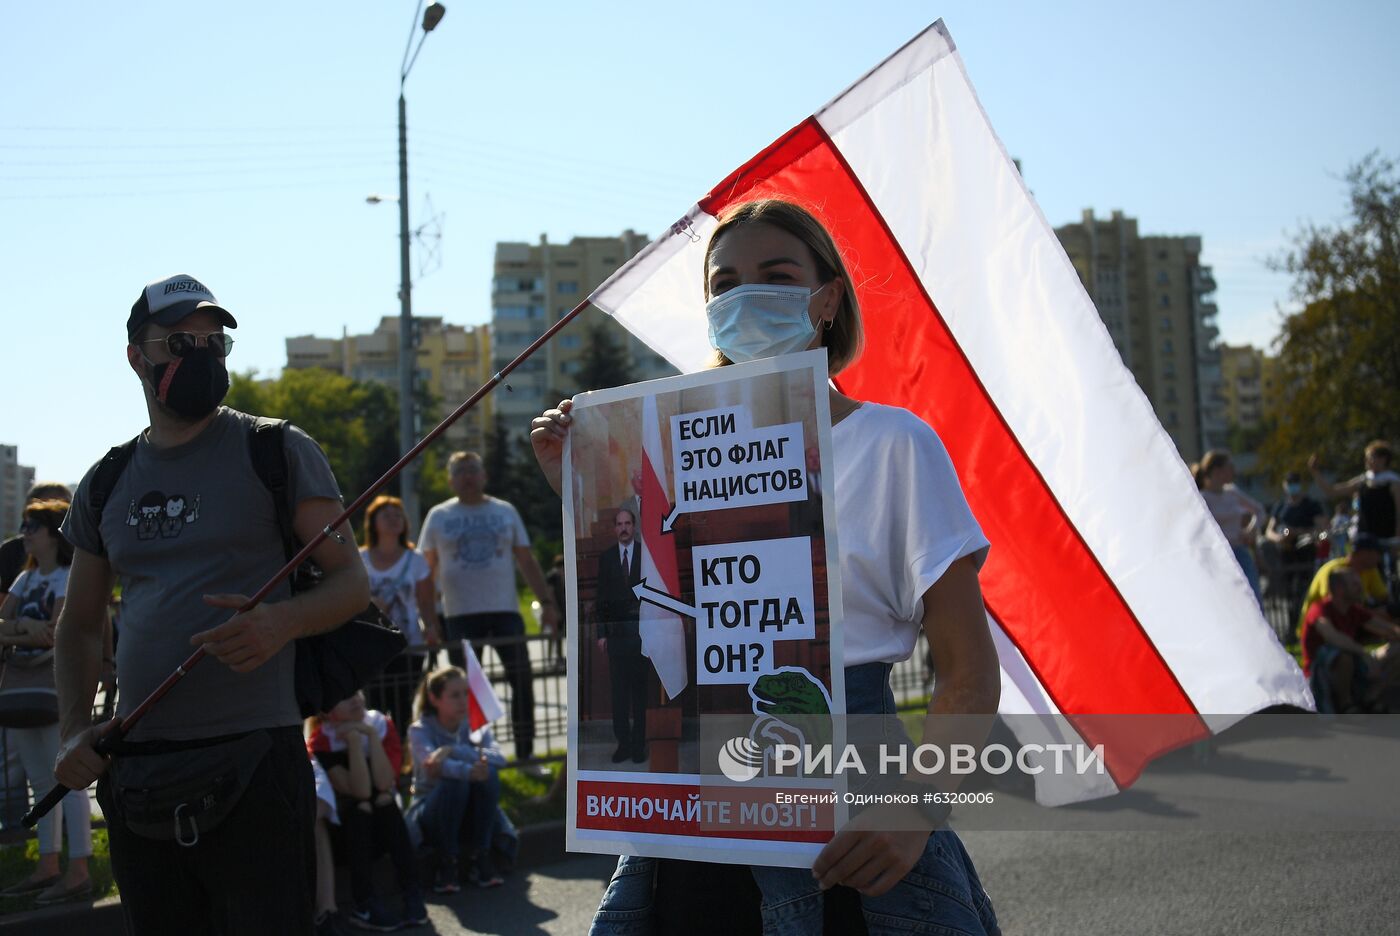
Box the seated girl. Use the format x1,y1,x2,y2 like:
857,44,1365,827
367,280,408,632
308,692,427,930
406,666,508,893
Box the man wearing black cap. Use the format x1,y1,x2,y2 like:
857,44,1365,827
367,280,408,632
50,275,371,933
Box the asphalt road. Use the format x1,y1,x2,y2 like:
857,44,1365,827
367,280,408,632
418,714,1400,935
416,830,1397,936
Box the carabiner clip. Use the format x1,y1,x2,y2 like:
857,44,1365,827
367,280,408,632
174,802,200,848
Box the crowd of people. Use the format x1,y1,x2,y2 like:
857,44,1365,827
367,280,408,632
0,274,574,933
0,211,1392,934
1192,440,1400,712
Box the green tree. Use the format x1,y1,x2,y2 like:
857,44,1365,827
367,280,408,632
575,322,638,392
226,368,401,533
483,414,527,510
1262,152,1400,480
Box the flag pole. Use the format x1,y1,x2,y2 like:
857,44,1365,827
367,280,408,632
24,299,598,828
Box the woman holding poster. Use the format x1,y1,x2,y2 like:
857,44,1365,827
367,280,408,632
532,200,1002,935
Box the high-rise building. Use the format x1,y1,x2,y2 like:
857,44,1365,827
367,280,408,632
492,232,677,439
285,317,493,454
1219,343,1273,433
1,445,36,536
1055,209,1227,462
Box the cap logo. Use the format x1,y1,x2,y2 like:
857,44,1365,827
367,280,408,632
163,279,210,296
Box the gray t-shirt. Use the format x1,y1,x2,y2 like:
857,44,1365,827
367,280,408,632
419,496,529,617
62,407,342,741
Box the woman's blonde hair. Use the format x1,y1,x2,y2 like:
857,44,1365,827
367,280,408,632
703,199,864,375
413,665,467,721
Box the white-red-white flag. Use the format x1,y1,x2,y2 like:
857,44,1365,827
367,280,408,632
639,393,689,700
588,20,1312,804
461,639,505,736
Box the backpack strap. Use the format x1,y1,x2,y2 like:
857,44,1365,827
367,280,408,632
89,437,140,515
247,417,296,562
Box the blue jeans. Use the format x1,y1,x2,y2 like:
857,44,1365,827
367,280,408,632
405,772,501,860
1232,545,1262,604
590,663,1001,935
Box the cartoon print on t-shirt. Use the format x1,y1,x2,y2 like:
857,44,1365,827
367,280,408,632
370,577,409,625
15,575,58,621
126,491,202,540
161,494,200,537
444,513,510,567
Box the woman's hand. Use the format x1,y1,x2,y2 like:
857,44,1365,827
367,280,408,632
812,809,931,896
425,746,449,780
529,399,574,496
469,755,490,782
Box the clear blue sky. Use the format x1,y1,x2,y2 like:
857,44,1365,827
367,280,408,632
4,1,1397,484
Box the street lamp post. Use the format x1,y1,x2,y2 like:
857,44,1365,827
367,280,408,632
395,0,446,534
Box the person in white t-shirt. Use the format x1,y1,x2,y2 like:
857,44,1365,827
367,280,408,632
531,199,1002,935
419,451,559,773
1193,450,1265,602
359,494,441,730
0,499,93,905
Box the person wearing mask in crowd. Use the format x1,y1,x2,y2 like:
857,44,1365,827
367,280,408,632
1193,450,1266,602
0,482,72,596
360,495,441,729
308,691,426,931
531,199,1002,935
419,451,558,779
406,666,509,895
54,274,370,933
1310,440,1400,544
0,499,92,904
1300,568,1400,712
1263,471,1327,600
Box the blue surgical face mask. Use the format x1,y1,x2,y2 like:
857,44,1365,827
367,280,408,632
706,283,826,363
1284,482,1303,496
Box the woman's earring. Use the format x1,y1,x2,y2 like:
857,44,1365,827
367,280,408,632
822,316,834,332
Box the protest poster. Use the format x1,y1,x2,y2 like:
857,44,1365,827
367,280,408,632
563,349,847,868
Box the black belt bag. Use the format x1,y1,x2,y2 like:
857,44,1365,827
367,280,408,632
108,730,272,846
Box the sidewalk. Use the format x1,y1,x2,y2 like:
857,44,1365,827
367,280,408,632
0,820,575,935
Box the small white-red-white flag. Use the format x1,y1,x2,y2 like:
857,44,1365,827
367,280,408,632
461,639,504,735
639,393,689,700
587,20,1312,804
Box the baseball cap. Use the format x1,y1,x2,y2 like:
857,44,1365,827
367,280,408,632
127,274,238,342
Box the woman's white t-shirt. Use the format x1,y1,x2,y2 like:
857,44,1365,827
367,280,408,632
360,547,432,646
1200,486,1261,548
8,565,69,622
831,404,989,667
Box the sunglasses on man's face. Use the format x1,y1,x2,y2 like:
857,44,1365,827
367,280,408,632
19,520,46,534
138,332,235,358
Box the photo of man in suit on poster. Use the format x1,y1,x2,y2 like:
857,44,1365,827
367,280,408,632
594,507,649,764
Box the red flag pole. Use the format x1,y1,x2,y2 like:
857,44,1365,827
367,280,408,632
24,299,598,828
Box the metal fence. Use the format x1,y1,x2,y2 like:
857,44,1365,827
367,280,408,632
0,560,1342,842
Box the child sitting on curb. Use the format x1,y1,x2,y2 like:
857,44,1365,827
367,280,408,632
406,666,508,893
308,692,427,931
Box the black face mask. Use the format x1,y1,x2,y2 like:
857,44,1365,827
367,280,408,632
145,348,229,421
